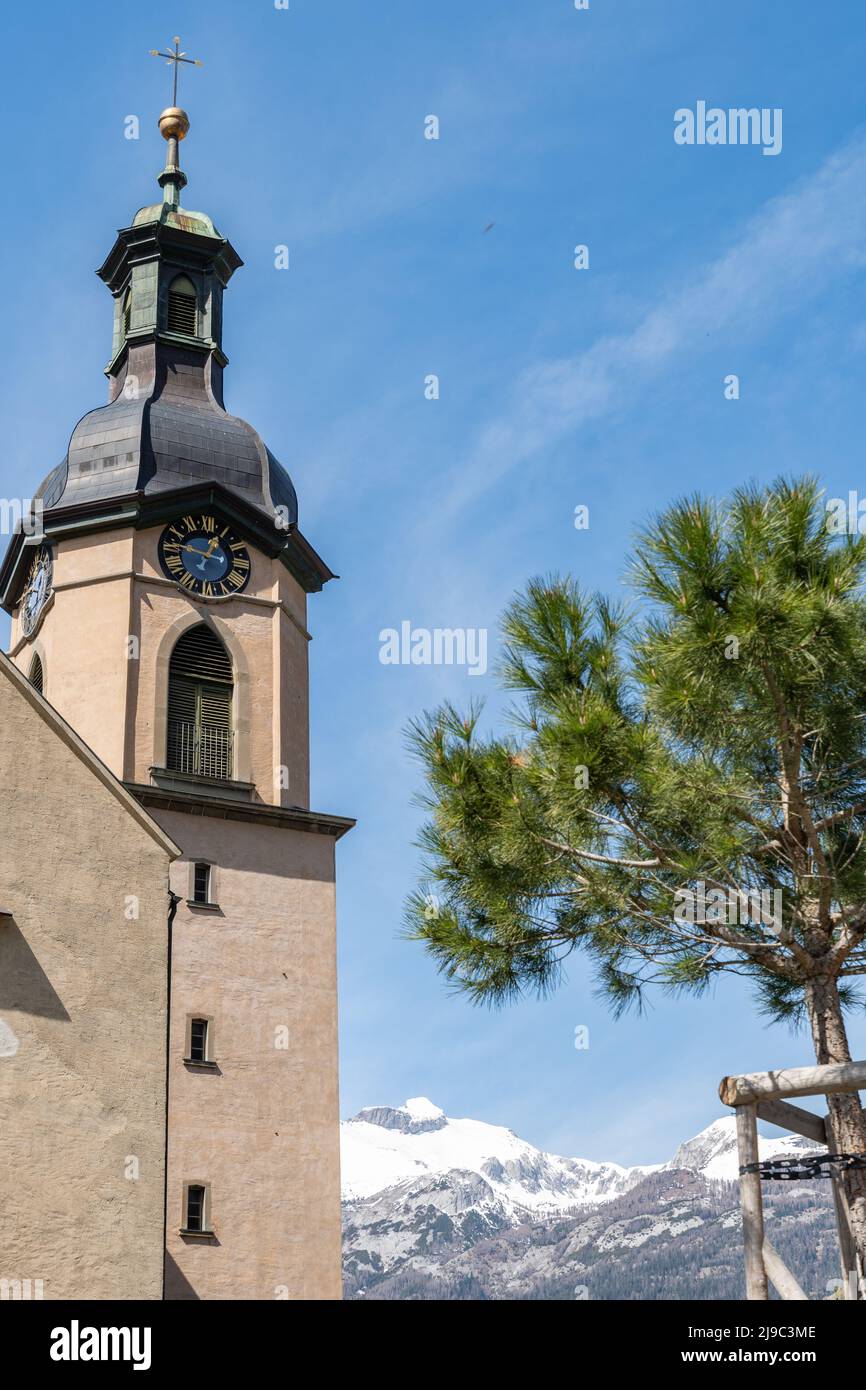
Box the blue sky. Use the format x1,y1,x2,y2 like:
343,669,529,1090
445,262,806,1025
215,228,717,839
3,0,866,1165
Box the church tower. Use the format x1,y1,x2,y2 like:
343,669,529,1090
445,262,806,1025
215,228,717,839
0,86,352,1299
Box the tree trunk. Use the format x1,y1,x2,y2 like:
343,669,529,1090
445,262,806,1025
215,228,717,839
804,975,866,1284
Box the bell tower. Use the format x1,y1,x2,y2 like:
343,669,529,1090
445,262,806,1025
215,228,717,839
0,68,353,1300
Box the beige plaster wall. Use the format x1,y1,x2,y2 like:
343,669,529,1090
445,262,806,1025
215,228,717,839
0,662,174,1300
155,810,341,1301
10,529,135,775
9,525,312,806
274,604,311,807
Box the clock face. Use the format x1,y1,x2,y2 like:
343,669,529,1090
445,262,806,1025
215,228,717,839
20,545,53,638
158,514,251,597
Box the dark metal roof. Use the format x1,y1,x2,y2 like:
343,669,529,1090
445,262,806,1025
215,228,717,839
40,347,297,527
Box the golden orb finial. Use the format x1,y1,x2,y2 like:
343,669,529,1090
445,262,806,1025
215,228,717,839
159,106,190,142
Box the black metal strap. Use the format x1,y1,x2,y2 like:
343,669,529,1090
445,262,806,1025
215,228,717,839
740,1153,866,1181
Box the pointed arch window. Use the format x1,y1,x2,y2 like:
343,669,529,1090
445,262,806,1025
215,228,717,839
167,625,233,779
28,655,44,695
167,274,198,336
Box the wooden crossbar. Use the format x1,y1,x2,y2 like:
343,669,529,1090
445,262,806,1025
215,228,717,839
720,1060,866,1107
755,1098,827,1144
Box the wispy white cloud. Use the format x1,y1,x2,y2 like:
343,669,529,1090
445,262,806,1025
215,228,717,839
446,134,866,512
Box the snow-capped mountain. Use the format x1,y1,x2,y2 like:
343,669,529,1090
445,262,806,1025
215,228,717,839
341,1096,656,1213
341,1097,816,1210
663,1115,816,1182
341,1099,832,1299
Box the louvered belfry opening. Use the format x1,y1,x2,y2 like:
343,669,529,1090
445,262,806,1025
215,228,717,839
122,290,131,339
29,655,44,695
167,273,198,336
167,625,233,779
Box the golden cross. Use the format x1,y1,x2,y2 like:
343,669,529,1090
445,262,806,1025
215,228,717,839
148,36,203,107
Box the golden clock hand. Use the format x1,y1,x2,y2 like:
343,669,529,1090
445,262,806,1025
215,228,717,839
179,541,221,557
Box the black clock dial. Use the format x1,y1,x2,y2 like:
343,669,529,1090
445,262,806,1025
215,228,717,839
158,514,251,597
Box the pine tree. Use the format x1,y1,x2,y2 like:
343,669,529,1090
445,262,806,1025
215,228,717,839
406,477,866,1265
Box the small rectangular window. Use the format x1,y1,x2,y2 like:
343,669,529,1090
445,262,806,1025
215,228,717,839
193,863,211,904
186,1184,207,1233
190,1018,209,1063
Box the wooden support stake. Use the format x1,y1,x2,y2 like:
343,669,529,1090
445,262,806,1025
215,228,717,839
736,1103,768,1300
762,1238,808,1301
824,1116,861,1301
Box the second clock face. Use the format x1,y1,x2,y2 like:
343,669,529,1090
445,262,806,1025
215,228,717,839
158,514,251,597
20,544,53,638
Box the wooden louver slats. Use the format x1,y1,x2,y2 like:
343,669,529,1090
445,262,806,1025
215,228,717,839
167,289,197,336
170,626,232,685
167,625,233,779
199,684,231,727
